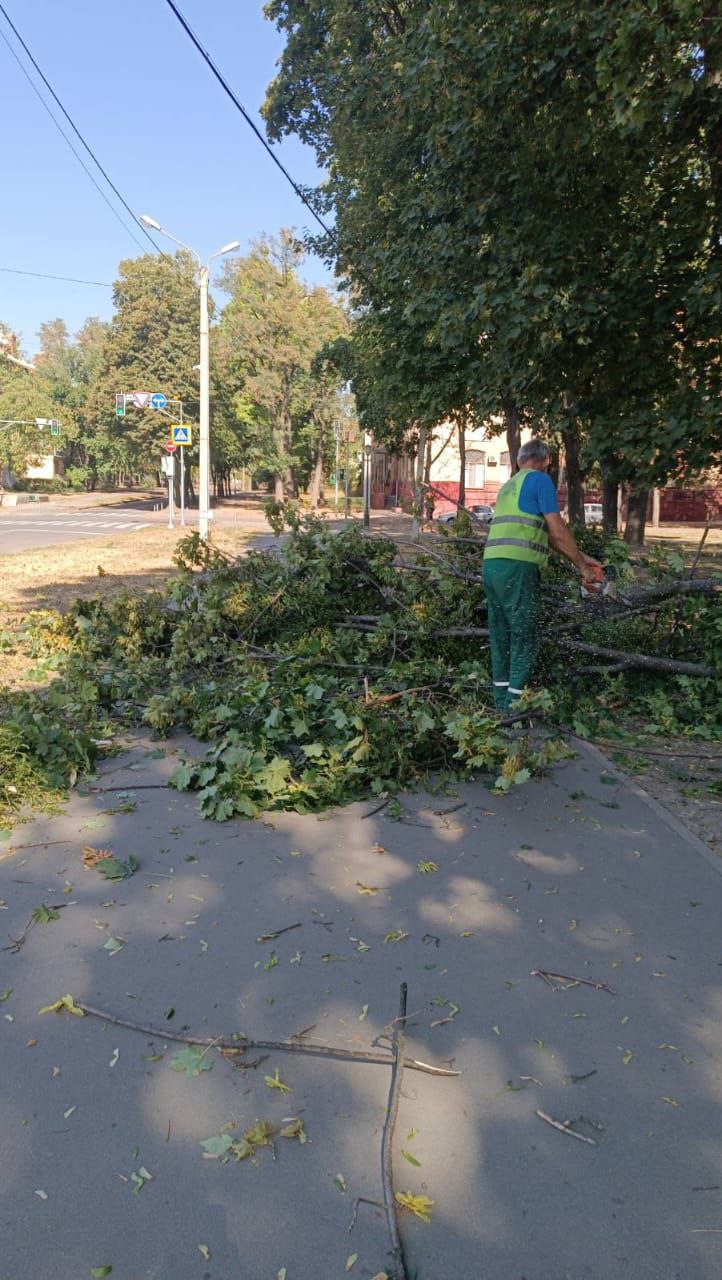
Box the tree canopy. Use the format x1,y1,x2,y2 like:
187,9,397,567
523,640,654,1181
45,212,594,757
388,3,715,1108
263,1,722,521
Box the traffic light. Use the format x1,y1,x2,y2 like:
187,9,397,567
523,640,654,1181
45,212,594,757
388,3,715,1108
50,421,60,436
115,394,126,417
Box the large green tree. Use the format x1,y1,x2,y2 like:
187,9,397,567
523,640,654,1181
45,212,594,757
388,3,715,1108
215,231,349,500
86,252,200,485
263,2,722,539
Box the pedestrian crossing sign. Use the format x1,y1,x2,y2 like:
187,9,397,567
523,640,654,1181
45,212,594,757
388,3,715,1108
171,424,191,445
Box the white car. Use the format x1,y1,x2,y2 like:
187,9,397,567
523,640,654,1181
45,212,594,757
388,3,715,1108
584,503,603,525
437,504,494,525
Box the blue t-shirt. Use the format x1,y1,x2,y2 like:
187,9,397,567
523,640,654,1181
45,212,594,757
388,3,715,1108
517,469,559,518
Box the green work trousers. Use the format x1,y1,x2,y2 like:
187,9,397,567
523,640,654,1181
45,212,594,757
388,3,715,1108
482,559,541,711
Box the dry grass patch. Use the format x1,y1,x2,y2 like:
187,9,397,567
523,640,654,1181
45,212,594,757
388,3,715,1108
1,526,251,616
0,526,252,686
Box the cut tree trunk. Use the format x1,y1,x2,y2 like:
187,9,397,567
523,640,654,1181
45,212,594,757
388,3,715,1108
624,489,649,546
457,423,466,510
503,401,521,473
561,424,585,524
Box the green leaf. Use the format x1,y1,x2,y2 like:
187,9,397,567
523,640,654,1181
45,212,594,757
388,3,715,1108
32,904,60,924
200,1134,234,1158
280,1117,307,1143
401,1149,421,1167
0,988,12,1002
103,936,125,956
96,854,138,881
170,1046,214,1078
90,1269,112,1278
264,1067,291,1093
334,1172,347,1193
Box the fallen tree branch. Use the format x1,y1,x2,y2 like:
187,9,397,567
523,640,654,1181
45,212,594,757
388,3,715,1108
574,661,634,676
559,639,715,677
75,1002,460,1077
381,981,409,1280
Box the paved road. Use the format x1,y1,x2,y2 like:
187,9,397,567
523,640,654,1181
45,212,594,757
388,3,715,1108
1,736,721,1279
0,509,153,554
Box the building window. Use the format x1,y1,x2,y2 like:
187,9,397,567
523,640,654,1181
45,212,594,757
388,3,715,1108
465,449,486,489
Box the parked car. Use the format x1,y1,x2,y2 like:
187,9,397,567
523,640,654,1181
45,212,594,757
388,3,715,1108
437,504,494,526
584,502,603,525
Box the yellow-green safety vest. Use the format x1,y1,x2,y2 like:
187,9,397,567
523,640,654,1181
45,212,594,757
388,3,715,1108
483,469,550,566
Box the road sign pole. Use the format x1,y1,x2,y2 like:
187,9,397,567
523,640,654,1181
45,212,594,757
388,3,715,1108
167,468,174,529
179,407,186,527
199,266,211,541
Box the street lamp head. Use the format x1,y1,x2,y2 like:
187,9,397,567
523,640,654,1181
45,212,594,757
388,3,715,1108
139,214,162,231
218,241,241,256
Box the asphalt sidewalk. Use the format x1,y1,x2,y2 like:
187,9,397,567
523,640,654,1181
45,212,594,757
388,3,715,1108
1,737,721,1280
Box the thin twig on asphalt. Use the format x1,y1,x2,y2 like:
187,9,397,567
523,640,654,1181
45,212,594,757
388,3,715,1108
3,902,70,954
381,981,409,1280
531,969,616,995
536,1109,597,1146
255,922,302,942
348,1196,385,1233
75,1002,459,1076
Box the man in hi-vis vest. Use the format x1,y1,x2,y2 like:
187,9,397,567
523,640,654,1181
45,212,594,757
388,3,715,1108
482,438,601,712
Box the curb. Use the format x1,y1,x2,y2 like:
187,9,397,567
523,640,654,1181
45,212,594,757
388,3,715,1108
573,736,722,878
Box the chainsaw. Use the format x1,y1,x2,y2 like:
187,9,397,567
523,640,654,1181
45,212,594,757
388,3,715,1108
580,563,616,602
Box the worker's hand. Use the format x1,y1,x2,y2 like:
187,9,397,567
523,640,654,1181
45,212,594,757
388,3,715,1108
578,552,603,575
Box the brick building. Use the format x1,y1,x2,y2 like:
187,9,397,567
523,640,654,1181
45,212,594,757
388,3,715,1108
371,423,722,523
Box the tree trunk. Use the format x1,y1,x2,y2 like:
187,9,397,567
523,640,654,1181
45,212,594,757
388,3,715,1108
457,423,466,510
624,488,650,546
308,416,325,509
702,6,722,244
309,449,323,508
561,424,585,524
410,427,428,542
503,400,521,473
274,472,284,502
601,465,618,534
423,433,434,520
547,443,560,491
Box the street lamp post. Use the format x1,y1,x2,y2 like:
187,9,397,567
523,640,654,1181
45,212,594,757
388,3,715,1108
139,216,240,540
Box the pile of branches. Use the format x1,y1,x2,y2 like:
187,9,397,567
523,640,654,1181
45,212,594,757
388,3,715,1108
1,512,719,825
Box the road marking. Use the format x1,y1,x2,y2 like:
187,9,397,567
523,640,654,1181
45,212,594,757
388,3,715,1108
0,520,150,532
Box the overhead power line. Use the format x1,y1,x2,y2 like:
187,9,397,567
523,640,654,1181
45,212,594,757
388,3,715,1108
0,266,112,287
0,2,160,255
162,0,333,239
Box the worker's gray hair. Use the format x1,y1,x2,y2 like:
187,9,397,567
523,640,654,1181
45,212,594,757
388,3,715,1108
517,438,550,466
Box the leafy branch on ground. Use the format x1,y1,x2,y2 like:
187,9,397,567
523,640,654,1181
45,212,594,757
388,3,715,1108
0,513,719,828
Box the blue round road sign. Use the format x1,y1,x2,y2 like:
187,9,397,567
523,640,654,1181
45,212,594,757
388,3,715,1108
151,393,167,410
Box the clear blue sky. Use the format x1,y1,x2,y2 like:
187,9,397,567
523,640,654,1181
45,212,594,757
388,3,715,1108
0,0,331,354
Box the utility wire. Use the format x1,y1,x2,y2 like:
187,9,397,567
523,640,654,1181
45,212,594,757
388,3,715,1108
162,0,333,239
0,3,160,255
0,266,112,287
